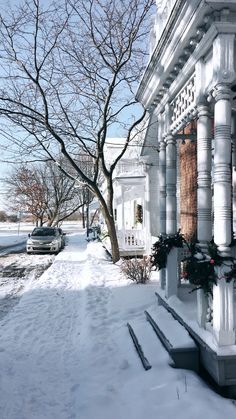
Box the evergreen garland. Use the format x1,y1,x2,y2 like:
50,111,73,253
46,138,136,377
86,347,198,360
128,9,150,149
151,232,236,295
151,230,185,271
184,241,236,295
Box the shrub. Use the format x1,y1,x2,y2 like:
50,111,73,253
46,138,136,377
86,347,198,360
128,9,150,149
0,211,7,222
121,256,152,284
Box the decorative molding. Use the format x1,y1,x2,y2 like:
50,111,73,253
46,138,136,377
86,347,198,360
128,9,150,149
213,34,236,84
153,0,178,47
138,1,211,109
138,3,236,114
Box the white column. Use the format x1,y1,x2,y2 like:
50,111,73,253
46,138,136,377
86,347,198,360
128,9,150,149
159,138,166,235
142,159,152,253
232,113,236,233
166,133,177,235
197,104,212,245
212,83,235,346
197,103,212,327
159,137,166,289
165,133,178,298
121,185,125,248
213,84,232,251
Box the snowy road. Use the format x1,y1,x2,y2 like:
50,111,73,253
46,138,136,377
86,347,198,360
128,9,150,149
0,240,27,256
0,251,54,321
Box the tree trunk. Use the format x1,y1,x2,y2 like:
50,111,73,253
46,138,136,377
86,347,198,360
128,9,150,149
103,210,120,263
86,201,89,238
82,204,85,228
94,179,120,263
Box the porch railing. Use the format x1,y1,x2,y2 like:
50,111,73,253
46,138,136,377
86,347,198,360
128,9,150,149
117,229,145,249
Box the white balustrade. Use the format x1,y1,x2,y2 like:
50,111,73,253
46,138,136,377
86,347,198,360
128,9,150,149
117,229,145,249
171,77,196,129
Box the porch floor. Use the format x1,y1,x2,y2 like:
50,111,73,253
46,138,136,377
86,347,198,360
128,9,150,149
119,248,145,257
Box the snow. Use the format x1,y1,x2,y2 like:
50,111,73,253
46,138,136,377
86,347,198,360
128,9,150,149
0,228,236,418
146,306,197,349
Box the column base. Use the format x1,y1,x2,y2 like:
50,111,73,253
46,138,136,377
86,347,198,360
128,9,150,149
197,289,208,328
159,269,166,289
213,329,235,346
165,248,178,299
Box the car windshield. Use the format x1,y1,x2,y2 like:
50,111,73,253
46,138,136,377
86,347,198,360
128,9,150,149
31,228,57,237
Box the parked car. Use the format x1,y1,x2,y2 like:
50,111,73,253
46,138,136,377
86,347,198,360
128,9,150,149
26,227,66,254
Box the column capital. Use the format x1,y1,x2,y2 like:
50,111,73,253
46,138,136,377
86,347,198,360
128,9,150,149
213,83,232,102
159,138,166,150
197,102,211,118
165,133,175,145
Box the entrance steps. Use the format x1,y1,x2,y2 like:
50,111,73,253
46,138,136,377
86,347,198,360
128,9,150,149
128,302,199,372
145,306,199,372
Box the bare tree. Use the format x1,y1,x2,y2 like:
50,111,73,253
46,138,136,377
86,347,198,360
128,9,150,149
6,166,47,226
39,160,94,226
0,0,154,262
5,162,92,226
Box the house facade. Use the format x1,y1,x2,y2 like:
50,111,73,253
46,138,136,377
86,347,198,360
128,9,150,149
104,138,150,256
128,0,236,394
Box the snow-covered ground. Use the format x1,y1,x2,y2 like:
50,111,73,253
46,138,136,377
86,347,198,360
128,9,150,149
0,228,235,418
0,223,29,249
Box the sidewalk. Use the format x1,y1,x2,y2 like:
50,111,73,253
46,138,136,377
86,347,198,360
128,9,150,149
0,230,235,419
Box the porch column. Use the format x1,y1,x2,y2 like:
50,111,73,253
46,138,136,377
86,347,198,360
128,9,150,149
212,83,235,346
197,103,212,327
232,112,236,233
141,157,152,253
159,138,166,235
121,185,125,248
159,137,166,289
165,132,178,298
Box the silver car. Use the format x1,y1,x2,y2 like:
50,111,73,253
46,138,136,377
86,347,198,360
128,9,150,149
26,227,65,254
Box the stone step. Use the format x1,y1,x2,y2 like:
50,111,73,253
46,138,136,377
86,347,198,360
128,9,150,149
145,306,199,372
127,317,173,369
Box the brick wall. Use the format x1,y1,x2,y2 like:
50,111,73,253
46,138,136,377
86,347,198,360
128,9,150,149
179,140,197,241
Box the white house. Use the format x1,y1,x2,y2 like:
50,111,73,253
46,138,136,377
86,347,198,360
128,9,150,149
112,0,236,396
104,137,151,256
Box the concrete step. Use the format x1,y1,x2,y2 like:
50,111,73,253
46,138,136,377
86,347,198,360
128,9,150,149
145,306,199,372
